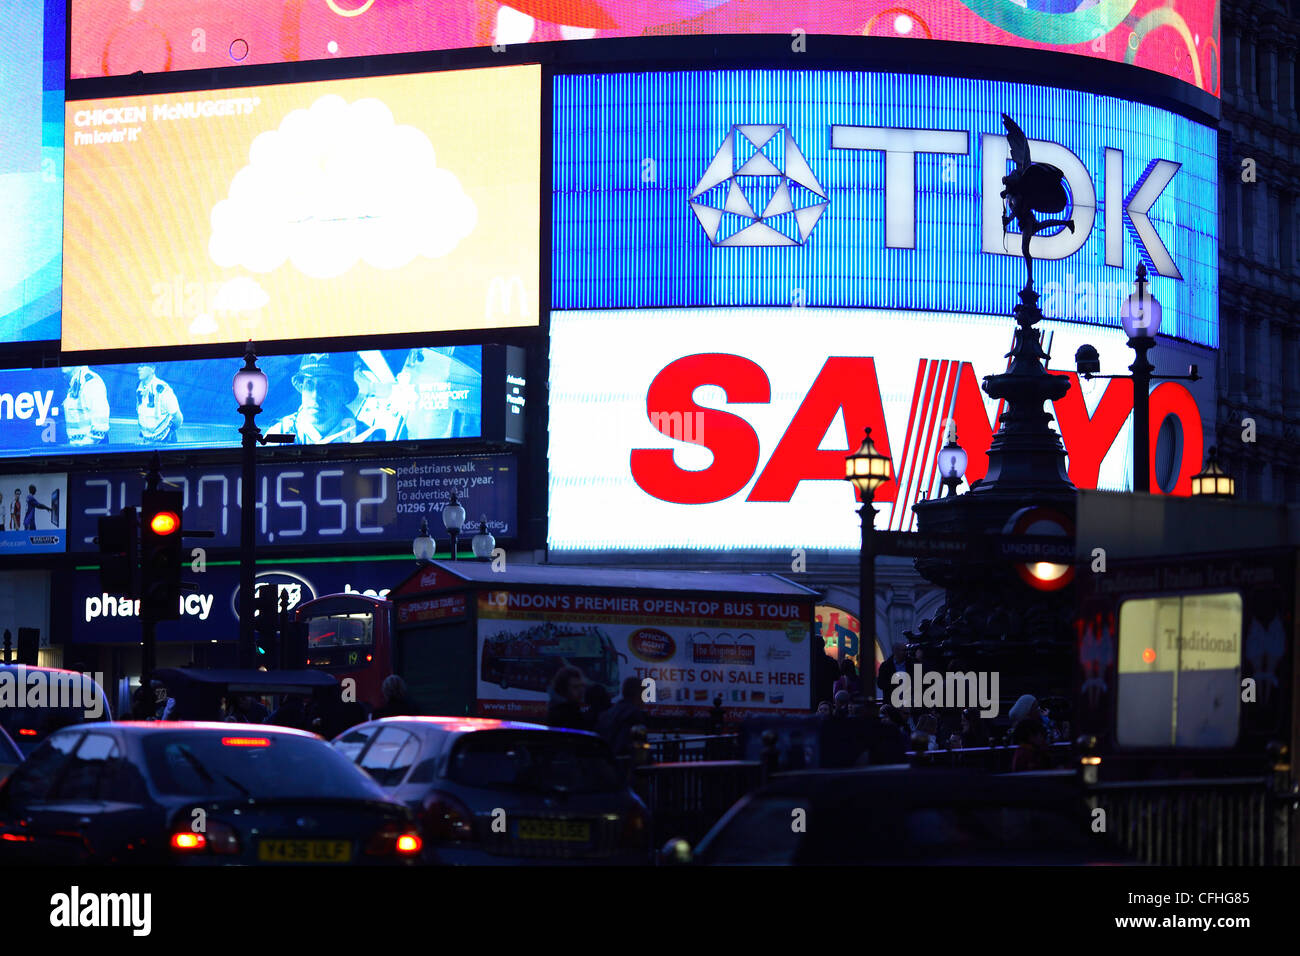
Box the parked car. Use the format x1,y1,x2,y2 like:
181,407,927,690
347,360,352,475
332,717,650,864
0,722,422,865
670,767,1133,865
0,726,21,785
0,665,112,757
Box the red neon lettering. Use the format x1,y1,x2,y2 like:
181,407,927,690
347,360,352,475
629,353,770,505
1148,382,1203,496
1052,374,1134,489
747,358,895,503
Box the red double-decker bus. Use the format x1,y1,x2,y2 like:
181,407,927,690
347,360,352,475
294,593,394,711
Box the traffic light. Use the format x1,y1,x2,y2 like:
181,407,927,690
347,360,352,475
140,489,184,620
281,620,309,671
254,585,280,661
97,507,139,597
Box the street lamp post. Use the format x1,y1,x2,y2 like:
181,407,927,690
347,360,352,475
233,344,268,670
1075,263,1198,494
442,493,466,561
845,428,893,698
232,342,292,669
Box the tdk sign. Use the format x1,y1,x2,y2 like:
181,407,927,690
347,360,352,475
553,70,1218,347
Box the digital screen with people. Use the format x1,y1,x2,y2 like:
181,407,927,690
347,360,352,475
0,471,66,553
0,346,483,457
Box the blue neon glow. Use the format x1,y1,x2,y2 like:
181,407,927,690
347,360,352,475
0,1,64,344
552,70,1218,348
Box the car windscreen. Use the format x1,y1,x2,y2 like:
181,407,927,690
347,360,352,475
142,732,388,801
0,673,109,757
446,731,623,795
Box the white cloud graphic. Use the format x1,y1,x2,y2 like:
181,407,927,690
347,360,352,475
208,95,478,279
189,313,218,335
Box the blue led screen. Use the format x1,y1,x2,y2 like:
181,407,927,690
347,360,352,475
0,0,64,343
0,346,482,457
553,71,1219,347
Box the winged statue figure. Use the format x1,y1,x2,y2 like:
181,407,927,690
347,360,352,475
1000,114,1076,293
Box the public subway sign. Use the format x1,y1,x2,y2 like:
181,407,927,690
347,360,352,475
552,70,1219,348
547,309,1217,551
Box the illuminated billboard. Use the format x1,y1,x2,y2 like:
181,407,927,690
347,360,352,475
547,308,1216,551
71,0,1219,96
553,70,1218,347
0,345,497,457
63,66,540,351
0,1,64,345
0,472,66,554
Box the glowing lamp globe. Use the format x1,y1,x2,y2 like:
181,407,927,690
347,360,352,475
413,518,436,563
844,428,892,499
1120,283,1162,340
233,343,268,409
471,518,496,560
442,493,466,533
1190,447,1236,498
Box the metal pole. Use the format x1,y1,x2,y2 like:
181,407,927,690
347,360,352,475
142,453,161,694
238,408,260,668
859,496,877,701
450,529,459,561
1129,338,1154,493
141,619,156,698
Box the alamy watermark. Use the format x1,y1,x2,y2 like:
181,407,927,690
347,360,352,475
889,665,1000,717
0,666,107,719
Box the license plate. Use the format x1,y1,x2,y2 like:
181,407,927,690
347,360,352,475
257,839,352,863
516,819,590,842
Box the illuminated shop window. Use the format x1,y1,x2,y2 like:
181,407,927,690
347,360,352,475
1116,592,1242,748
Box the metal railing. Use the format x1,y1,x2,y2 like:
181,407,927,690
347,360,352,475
632,759,765,848
907,741,1074,772
1084,776,1297,866
645,733,740,764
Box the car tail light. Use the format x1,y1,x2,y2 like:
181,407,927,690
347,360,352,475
17,729,36,737
365,822,423,857
621,806,648,849
221,737,270,747
421,791,478,845
170,821,240,855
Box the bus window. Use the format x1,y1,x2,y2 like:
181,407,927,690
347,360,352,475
308,613,373,649
1115,592,1242,748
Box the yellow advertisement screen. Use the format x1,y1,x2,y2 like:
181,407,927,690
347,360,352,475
63,65,540,351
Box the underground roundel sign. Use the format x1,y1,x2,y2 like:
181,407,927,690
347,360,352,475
1003,506,1075,592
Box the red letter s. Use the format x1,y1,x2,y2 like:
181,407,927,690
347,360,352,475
630,354,770,505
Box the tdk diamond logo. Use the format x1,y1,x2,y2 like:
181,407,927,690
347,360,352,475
690,125,828,246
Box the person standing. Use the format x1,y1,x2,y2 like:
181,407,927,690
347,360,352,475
63,366,110,445
23,485,51,530
136,364,183,444
10,489,20,531
371,675,422,719
545,666,589,730
596,676,649,757
876,641,908,698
